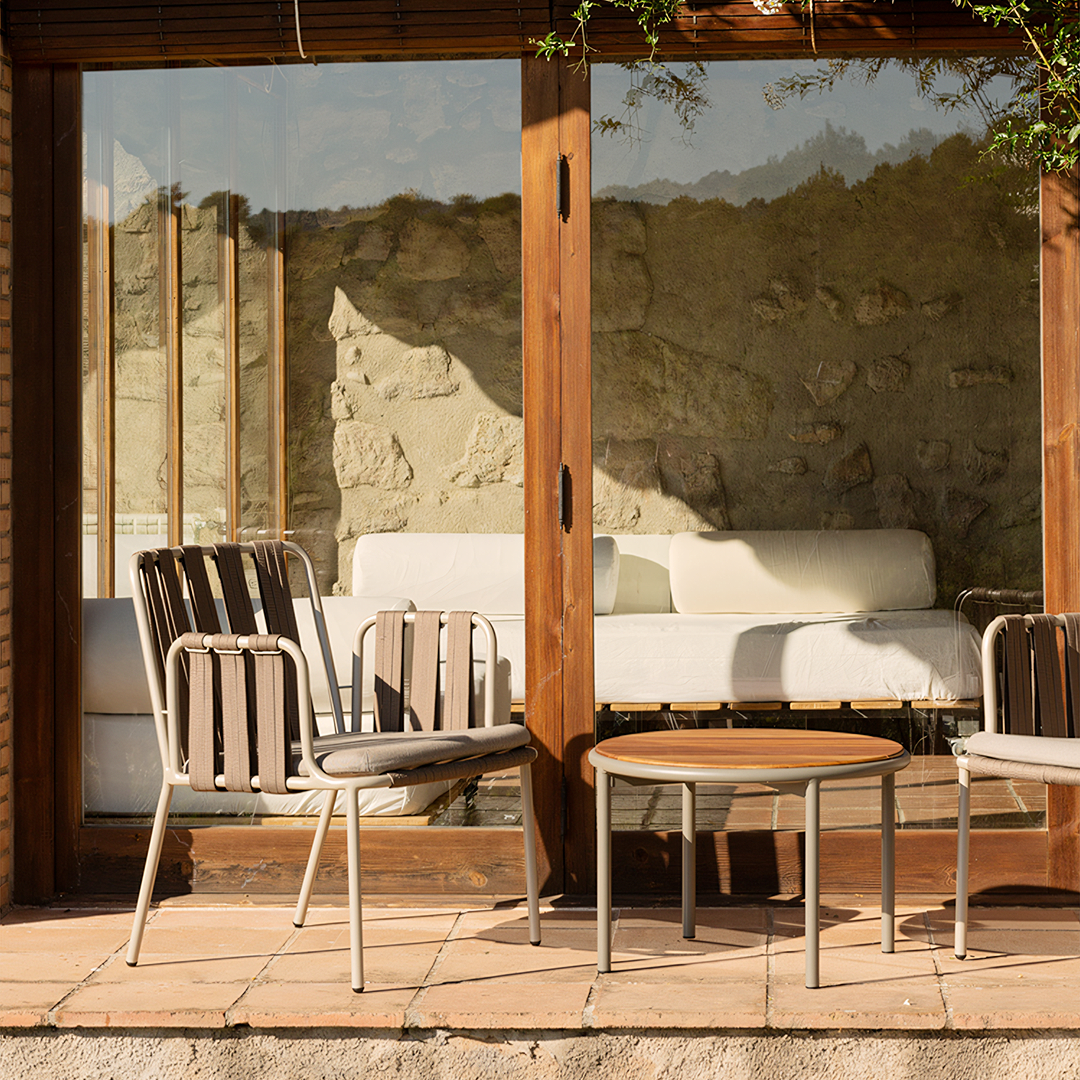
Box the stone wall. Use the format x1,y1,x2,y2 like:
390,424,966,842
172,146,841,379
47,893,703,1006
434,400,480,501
0,36,11,915
101,133,1041,604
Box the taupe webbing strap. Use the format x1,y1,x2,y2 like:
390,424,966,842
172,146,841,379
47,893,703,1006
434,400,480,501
374,610,406,732
213,544,258,635
251,634,292,795
1065,614,1080,739
408,611,443,731
219,645,255,792
1003,615,1034,736
181,545,222,635
1029,614,1067,738
444,611,475,731
184,633,219,792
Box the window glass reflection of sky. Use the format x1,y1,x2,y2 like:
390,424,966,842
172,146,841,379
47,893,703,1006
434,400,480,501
592,59,1020,203
94,60,522,222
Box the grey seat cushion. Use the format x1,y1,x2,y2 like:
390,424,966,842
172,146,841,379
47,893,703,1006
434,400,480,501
295,723,532,778
965,731,1080,770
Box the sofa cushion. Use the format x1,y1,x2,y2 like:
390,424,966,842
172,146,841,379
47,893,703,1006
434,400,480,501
81,594,414,716
669,530,936,614
610,534,673,614
352,532,621,615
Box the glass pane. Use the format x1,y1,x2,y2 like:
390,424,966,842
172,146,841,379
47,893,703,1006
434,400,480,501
591,57,1043,831
81,60,523,826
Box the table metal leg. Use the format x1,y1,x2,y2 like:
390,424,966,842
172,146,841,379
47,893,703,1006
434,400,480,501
805,777,820,989
597,766,612,974
881,771,896,954
955,761,971,960
682,782,696,939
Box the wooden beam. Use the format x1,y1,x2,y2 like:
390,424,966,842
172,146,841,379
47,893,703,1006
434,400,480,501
12,65,83,902
557,59,596,896
522,56,563,893
78,825,533,897
1041,159,1080,897
611,828,1051,898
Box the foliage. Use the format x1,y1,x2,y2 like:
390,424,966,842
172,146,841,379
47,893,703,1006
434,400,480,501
531,0,682,65
957,1,1080,172
592,60,710,143
532,0,1080,173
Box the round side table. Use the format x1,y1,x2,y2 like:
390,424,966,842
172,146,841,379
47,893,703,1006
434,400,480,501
589,728,911,989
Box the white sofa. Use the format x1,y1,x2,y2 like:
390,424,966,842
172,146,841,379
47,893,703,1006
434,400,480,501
352,529,982,708
82,528,982,818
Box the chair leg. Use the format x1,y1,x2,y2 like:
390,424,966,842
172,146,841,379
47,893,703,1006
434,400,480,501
345,786,365,992
126,782,174,966
955,760,971,960
294,789,337,928
519,762,541,945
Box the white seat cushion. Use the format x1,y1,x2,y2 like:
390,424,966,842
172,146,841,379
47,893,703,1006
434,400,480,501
965,731,1080,770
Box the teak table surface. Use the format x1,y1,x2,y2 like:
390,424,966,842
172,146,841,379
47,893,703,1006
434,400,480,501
591,728,907,772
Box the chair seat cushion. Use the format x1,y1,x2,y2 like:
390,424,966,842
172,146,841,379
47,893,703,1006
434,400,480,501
295,723,532,778
965,731,1080,770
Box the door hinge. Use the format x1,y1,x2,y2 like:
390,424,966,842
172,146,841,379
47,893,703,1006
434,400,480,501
557,462,571,531
558,154,571,222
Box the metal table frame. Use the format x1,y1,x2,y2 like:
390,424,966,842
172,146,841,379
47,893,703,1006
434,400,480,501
590,740,912,989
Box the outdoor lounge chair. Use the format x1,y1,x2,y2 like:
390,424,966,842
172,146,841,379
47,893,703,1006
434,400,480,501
124,540,540,991
955,612,1080,958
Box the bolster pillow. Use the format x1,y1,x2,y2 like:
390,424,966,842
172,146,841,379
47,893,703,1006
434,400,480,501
669,529,936,614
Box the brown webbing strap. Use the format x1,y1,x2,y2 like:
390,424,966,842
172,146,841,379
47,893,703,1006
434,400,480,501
139,556,172,688
1002,615,1034,736
181,545,221,635
408,611,442,731
444,611,475,731
252,541,301,641
252,635,292,794
1064,614,1080,739
374,610,406,732
154,553,196,756
184,633,219,792
1029,614,1067,738
213,544,258,635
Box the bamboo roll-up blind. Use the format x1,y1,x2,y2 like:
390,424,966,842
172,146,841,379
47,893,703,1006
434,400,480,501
6,1,554,61
7,1,1018,64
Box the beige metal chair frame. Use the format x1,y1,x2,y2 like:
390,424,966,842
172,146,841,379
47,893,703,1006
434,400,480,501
124,541,540,991
955,612,1080,958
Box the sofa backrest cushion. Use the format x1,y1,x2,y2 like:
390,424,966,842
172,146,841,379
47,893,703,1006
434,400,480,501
610,534,673,614
669,529,936,614
352,533,621,615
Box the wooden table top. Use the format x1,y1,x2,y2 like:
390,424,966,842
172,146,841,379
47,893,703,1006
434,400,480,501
592,729,907,771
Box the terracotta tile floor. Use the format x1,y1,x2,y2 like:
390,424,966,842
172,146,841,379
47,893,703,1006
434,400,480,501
3,898,1077,1031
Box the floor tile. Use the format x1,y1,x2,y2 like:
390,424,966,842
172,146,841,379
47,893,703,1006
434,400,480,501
409,980,593,1029
231,981,416,1027
589,977,766,1029
54,980,251,1028
0,982,77,1027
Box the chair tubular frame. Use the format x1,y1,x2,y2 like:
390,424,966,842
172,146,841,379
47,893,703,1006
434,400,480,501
955,612,1080,959
124,542,540,992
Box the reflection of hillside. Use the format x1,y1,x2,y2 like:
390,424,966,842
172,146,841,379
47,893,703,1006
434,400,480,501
100,132,1041,598
596,123,946,206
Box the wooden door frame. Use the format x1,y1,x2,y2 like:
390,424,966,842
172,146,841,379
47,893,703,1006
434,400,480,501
10,52,1078,903
521,55,595,895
